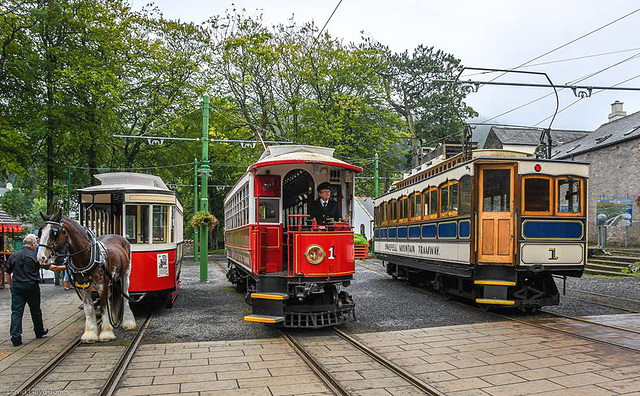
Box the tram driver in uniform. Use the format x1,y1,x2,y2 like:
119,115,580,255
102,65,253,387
309,182,349,225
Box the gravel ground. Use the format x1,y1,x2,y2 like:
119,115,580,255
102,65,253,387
139,256,640,344
141,255,278,344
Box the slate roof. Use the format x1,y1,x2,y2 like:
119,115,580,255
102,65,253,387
490,127,590,147
355,197,374,219
553,110,640,159
0,209,20,225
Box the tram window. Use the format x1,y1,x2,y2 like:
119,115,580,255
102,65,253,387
413,193,421,218
258,198,279,223
450,182,458,213
390,200,396,221
459,176,472,215
153,205,169,243
482,169,510,212
125,205,149,244
401,197,408,221
440,187,449,215
557,178,582,214
524,177,551,214
429,189,438,216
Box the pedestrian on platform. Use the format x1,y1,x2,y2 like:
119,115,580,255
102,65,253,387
6,234,66,346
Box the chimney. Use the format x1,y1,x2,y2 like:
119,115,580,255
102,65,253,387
608,100,627,122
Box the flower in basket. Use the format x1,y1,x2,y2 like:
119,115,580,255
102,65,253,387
190,211,219,230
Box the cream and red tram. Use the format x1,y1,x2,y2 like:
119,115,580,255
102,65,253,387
224,145,362,328
373,150,588,310
77,173,184,306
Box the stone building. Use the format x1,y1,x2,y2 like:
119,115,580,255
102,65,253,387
484,126,590,154
553,101,640,247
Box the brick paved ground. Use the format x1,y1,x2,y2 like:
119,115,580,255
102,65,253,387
0,285,84,392
351,317,640,395
115,339,332,396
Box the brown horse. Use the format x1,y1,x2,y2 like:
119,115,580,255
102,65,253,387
37,210,137,342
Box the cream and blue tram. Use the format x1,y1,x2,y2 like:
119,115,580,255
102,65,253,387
373,150,588,310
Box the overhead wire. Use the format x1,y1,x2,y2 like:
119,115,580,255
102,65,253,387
318,0,344,37
486,7,640,84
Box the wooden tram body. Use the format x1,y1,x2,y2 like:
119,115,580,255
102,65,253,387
373,150,588,310
77,173,184,306
224,145,362,328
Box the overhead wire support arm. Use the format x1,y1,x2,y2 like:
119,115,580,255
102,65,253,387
451,67,560,159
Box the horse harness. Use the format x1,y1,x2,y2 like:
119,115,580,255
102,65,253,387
42,220,119,292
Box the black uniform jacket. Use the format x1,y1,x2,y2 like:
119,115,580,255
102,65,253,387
6,247,45,283
309,198,341,225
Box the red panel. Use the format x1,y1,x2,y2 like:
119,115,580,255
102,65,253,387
255,175,281,197
294,232,355,277
129,249,176,292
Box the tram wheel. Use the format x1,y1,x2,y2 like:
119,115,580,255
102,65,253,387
441,291,453,301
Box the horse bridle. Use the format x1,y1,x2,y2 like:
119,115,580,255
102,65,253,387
41,219,101,289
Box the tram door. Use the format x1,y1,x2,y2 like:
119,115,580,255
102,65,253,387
477,165,516,264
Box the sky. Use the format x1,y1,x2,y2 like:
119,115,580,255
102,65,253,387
132,0,640,135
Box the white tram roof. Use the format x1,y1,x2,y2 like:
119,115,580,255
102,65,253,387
251,145,362,172
78,172,171,193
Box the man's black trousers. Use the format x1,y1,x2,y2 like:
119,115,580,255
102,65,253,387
10,282,45,343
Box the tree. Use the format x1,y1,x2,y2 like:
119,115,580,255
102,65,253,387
368,42,477,167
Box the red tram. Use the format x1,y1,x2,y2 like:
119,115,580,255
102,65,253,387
78,173,184,307
224,145,362,328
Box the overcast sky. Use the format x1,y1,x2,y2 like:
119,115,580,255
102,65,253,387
134,0,640,134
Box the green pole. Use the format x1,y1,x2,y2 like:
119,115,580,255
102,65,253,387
374,153,379,197
199,94,211,282
193,158,199,263
66,166,71,215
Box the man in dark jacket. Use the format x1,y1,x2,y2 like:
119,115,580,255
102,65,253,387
309,182,349,225
6,234,65,346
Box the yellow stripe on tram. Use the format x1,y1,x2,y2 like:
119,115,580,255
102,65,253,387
474,280,517,286
475,299,516,306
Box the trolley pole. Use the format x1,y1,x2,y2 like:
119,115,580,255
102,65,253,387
374,153,379,197
199,94,211,282
193,158,199,263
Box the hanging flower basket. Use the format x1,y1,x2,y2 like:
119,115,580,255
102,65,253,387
190,211,219,230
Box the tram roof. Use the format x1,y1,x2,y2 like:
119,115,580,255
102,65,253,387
250,145,363,172
78,172,171,193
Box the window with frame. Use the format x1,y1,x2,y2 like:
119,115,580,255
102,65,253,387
429,189,438,217
439,181,459,216
459,176,472,215
557,178,582,215
153,205,169,243
258,198,279,223
400,196,408,221
523,176,552,215
383,202,388,223
440,184,449,215
411,193,422,218
390,199,397,221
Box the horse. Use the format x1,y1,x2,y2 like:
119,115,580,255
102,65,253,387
36,209,137,342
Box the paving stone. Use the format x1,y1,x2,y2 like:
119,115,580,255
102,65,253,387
598,377,640,393
448,362,527,379
518,356,571,369
114,383,180,395
173,362,250,375
153,371,218,384
269,382,331,395
238,374,320,388
216,368,271,380
549,372,612,387
180,379,239,392
482,379,565,396
201,387,272,396
553,361,610,375
340,377,410,391
433,377,494,393
536,385,615,396
480,373,525,386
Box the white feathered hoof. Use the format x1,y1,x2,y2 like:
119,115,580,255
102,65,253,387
122,320,138,331
99,330,117,342
81,331,99,343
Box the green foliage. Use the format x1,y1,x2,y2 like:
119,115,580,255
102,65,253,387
354,233,369,246
189,211,219,230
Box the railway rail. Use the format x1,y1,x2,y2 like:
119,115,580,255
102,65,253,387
10,310,154,396
358,260,640,355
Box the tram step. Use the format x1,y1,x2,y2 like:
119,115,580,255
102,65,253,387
475,298,516,306
474,280,517,286
584,267,636,277
251,292,289,300
244,314,285,324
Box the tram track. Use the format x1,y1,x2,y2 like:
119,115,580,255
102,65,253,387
10,309,154,396
358,261,640,356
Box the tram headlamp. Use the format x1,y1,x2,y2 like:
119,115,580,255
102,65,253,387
305,244,326,265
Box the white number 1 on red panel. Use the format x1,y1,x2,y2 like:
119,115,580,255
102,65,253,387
328,246,335,259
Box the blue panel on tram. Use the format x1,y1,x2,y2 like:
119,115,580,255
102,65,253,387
380,228,387,238
459,220,471,238
408,225,421,239
438,222,457,238
422,224,436,238
374,229,379,238
388,227,397,238
523,221,583,239
396,226,407,238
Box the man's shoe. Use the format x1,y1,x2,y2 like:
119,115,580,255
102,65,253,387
12,340,22,347
36,328,49,339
